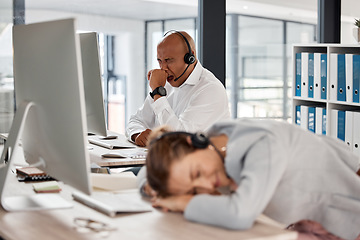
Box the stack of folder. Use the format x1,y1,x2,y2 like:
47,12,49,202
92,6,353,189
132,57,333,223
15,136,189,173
295,105,326,135
330,109,360,156
296,106,360,158
329,53,360,102
294,50,360,160
295,52,327,100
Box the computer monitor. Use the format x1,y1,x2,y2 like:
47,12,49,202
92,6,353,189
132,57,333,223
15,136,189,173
0,18,92,211
79,32,108,137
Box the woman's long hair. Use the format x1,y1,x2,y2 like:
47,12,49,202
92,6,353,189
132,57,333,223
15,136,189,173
146,127,196,197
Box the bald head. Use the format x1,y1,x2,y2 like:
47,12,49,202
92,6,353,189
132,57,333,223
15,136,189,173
156,31,197,87
159,31,197,59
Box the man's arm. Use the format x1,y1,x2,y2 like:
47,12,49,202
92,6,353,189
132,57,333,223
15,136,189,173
126,69,168,142
126,95,156,141
132,129,152,147
151,82,230,132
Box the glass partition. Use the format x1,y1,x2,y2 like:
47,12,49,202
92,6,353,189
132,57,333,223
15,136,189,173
0,3,14,136
20,1,198,134
22,2,147,134
3,0,320,136
226,15,316,121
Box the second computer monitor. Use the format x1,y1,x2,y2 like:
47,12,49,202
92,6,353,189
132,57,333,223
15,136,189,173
79,32,108,137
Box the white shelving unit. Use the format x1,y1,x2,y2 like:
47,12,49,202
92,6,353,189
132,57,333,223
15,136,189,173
292,44,360,157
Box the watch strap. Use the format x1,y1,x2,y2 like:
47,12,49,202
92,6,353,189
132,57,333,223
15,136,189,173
150,86,166,99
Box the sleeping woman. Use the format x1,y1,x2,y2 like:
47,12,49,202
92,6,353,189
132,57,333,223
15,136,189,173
144,119,360,240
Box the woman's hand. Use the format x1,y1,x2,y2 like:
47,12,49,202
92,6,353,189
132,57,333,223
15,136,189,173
142,182,157,198
151,195,193,212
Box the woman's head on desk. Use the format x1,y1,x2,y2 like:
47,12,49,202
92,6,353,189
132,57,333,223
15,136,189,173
146,127,234,198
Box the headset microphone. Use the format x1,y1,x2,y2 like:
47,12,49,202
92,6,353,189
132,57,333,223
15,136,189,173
174,64,191,82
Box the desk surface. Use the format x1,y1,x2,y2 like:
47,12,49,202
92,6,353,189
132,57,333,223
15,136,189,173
0,134,297,240
88,132,145,167
0,132,146,167
0,173,298,240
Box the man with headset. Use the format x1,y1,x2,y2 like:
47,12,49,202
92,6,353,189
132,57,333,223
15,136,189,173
126,30,230,147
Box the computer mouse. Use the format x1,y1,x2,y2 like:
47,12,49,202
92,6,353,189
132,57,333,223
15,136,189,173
101,153,127,158
100,135,118,140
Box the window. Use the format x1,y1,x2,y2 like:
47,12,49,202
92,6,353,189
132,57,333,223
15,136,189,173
14,4,146,135
2,1,319,136
146,15,316,121
0,5,14,135
226,15,316,121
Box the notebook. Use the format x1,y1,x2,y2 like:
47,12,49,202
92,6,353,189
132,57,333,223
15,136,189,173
16,167,56,182
72,190,153,217
33,181,62,193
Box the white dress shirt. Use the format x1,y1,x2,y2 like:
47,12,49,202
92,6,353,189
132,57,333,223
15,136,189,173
126,62,231,140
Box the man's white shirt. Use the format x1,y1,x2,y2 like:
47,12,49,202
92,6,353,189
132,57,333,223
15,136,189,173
126,62,231,140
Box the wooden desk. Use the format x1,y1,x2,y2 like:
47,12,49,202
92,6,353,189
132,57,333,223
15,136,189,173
0,172,298,240
0,132,146,168
0,134,297,240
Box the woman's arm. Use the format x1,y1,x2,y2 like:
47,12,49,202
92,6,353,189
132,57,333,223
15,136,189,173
152,195,193,212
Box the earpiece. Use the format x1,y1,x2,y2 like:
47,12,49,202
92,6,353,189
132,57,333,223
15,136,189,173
151,131,209,149
189,132,210,149
184,52,196,65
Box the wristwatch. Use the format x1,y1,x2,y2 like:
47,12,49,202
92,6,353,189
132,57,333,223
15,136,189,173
150,86,167,99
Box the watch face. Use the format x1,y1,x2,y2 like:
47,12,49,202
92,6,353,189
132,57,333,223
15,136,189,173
150,86,167,99
158,87,166,95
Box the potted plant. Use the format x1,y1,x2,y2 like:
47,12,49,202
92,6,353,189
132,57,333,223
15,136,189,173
354,18,360,43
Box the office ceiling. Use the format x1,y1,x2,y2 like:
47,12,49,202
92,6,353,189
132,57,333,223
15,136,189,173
0,0,359,23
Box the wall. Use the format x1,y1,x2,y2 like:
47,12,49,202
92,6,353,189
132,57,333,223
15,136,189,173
342,22,360,44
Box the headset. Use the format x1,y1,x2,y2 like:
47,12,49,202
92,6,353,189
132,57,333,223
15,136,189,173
163,30,196,81
151,131,209,149
150,131,226,163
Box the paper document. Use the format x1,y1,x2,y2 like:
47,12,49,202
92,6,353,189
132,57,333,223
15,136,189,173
88,135,136,149
91,172,137,191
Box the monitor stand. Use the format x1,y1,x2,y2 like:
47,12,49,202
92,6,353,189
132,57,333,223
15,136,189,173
0,101,73,211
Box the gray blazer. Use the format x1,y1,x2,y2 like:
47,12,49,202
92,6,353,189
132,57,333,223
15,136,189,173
184,119,360,240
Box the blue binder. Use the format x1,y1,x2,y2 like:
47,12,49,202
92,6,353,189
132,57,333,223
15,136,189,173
337,54,346,101
322,108,326,135
295,105,301,125
295,53,301,97
320,54,327,100
337,110,345,141
353,54,360,103
308,107,315,133
308,53,314,98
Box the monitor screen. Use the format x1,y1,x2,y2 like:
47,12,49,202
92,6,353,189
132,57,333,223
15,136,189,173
10,18,92,197
79,32,108,137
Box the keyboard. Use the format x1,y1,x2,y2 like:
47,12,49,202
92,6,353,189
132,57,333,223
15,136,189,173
72,191,152,217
